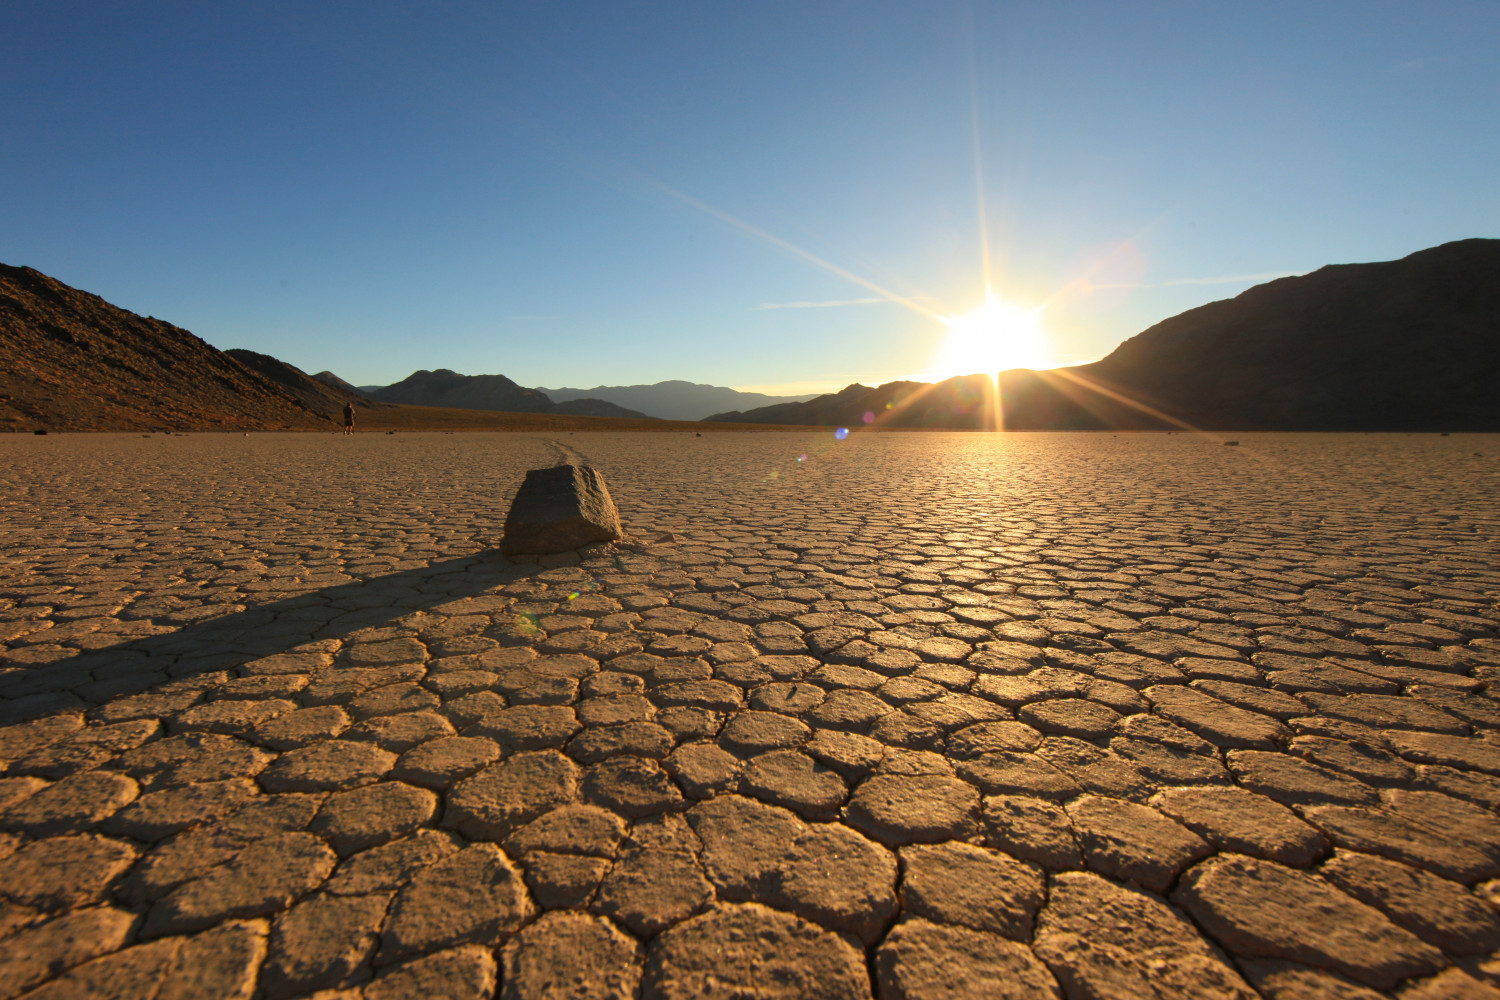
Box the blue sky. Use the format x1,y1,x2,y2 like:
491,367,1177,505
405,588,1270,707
4,2,1497,392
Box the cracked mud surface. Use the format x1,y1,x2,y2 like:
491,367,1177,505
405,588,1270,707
2,430,1499,999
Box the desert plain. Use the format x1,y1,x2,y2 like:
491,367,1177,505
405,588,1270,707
1,429,1499,999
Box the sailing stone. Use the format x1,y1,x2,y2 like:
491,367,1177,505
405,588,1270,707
501,465,623,555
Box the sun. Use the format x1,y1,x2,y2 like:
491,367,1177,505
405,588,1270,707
927,293,1051,380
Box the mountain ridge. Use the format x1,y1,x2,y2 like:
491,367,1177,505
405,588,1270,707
0,267,673,431
313,370,367,397
707,238,1500,431
365,369,650,419
6,238,1496,433
538,379,817,421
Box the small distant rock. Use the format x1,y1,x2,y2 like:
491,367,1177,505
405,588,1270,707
501,465,623,556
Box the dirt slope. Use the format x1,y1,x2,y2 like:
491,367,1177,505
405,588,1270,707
0,265,327,431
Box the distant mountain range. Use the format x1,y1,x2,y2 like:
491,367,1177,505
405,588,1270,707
4,238,1496,432
334,373,814,421
0,267,657,432
708,239,1500,431
537,381,818,421
357,368,649,419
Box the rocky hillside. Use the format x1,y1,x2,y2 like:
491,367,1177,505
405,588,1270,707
0,265,328,431
711,239,1500,431
1089,237,1500,431
225,350,391,423
367,369,651,419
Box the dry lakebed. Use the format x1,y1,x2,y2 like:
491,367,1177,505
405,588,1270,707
1,430,1498,999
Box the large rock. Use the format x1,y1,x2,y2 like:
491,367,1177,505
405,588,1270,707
501,465,622,555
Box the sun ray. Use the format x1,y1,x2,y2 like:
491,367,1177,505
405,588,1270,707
1043,367,1214,437
846,378,944,432
968,45,993,298
641,177,948,324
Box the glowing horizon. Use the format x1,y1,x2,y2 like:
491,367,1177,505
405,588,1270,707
919,293,1052,383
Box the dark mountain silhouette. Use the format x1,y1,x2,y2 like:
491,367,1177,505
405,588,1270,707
366,369,651,420
707,381,918,426
539,380,817,421
368,368,549,409
549,398,651,418
0,264,329,431
709,239,1500,431
1086,237,1500,430
704,373,1151,429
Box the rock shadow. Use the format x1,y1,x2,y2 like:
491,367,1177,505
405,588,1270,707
1,549,555,728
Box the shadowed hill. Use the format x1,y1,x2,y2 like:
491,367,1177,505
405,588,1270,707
1087,237,1500,430
0,264,328,431
226,349,388,422
709,239,1500,431
313,370,366,396
705,373,1152,429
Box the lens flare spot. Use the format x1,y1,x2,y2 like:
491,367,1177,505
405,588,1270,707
834,427,849,441
796,454,806,462
862,411,875,424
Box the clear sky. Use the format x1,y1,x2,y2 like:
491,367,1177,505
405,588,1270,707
5,2,1497,393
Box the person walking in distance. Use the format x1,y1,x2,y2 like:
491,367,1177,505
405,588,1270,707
342,401,356,436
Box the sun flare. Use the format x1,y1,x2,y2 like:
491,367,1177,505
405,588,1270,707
927,294,1051,380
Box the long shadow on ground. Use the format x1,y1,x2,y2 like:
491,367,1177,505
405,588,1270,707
0,550,548,728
